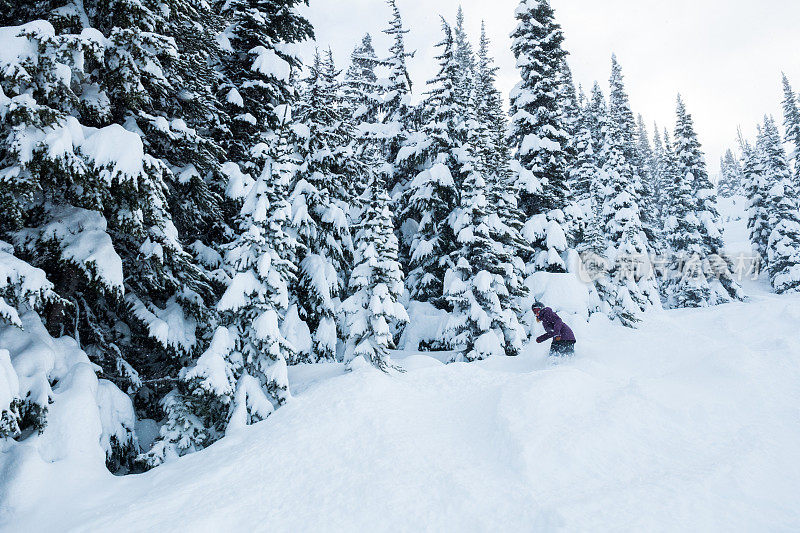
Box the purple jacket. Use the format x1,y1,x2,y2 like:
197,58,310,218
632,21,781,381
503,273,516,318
535,307,576,343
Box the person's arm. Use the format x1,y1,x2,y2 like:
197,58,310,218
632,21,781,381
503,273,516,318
536,332,554,343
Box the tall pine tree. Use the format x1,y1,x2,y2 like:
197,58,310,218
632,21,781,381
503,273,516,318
508,0,570,272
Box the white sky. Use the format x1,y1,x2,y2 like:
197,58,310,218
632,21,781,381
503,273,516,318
301,0,800,172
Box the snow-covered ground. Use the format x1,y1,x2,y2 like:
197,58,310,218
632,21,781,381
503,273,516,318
2,197,800,532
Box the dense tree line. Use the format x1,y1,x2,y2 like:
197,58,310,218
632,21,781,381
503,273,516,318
1,0,797,473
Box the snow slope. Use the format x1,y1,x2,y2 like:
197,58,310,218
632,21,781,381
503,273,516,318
3,288,800,531
2,198,800,531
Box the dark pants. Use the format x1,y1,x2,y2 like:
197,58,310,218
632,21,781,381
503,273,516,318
550,339,576,357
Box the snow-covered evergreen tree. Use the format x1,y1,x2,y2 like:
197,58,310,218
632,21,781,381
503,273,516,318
718,148,744,198
741,126,771,264
759,116,800,293
509,0,571,272
649,126,667,221
474,21,530,314
557,60,581,167
443,160,526,361
341,171,408,371
608,56,638,162
344,34,383,204
375,0,416,194
401,19,462,304
586,82,608,164
607,56,656,251
145,136,299,465
217,0,313,172
453,6,475,106
662,96,744,307
345,33,380,126
0,19,206,468
635,115,660,245
598,111,661,318
578,209,639,327
221,154,297,405
569,117,601,203
290,51,357,362
781,74,800,187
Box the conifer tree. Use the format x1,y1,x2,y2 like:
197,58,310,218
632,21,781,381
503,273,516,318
290,51,357,361
377,0,416,194
509,0,571,272
649,126,666,219
344,34,384,206
558,61,581,166
608,56,638,162
663,96,743,307
217,0,313,172
145,131,300,465
781,74,800,187
0,20,217,467
345,34,381,128
401,19,461,304
586,82,609,166
760,116,800,293
635,114,659,245
341,171,409,370
598,112,661,318
741,127,771,264
579,209,639,327
569,117,601,203
607,56,657,252
718,149,744,198
474,21,530,310
443,161,526,360
453,6,475,105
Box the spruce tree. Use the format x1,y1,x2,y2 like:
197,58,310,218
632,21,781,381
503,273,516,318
608,56,638,162
586,82,609,163
0,20,212,467
557,61,581,167
598,112,660,318
443,162,526,360
401,19,461,304
509,0,571,272
145,131,300,465
781,74,800,187
475,21,530,312
741,127,771,264
453,5,475,105
341,171,409,370
290,51,357,361
664,96,744,307
635,115,660,246
579,208,639,327
718,148,744,198
607,56,657,252
344,34,383,205
345,34,381,129
377,0,415,194
217,0,313,172
758,116,800,294
650,126,667,220
569,117,601,204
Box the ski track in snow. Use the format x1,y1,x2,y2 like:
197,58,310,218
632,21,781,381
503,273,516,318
2,197,800,532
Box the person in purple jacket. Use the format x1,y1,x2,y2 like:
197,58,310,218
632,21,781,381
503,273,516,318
532,302,576,357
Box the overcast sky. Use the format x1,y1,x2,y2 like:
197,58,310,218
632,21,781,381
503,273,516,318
301,0,800,172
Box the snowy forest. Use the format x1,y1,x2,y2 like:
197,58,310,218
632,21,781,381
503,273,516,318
2,0,800,529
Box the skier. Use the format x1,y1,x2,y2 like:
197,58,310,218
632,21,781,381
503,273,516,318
532,302,576,356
